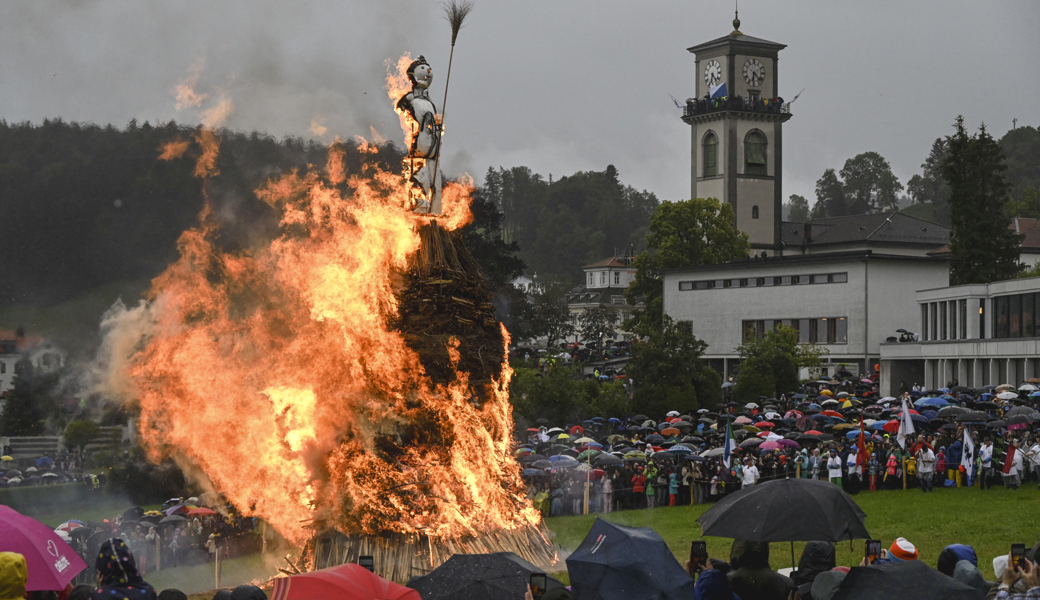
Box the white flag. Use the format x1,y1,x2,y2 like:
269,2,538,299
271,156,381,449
961,428,975,473
897,397,915,449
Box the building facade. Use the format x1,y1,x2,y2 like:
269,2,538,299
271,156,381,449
663,251,950,379
566,257,639,342
880,276,1040,395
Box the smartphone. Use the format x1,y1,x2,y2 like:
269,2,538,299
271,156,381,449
690,541,708,571
529,573,547,600
866,539,882,564
359,555,374,572
1012,544,1026,570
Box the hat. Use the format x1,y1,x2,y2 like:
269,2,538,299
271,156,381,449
888,537,918,561
0,552,27,600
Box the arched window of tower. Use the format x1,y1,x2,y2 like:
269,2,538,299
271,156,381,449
745,130,767,176
703,131,719,177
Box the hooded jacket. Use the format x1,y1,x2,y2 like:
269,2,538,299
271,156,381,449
91,538,157,600
695,570,742,600
0,552,27,600
727,540,795,600
952,560,989,595
948,440,963,466
937,544,978,576
795,541,836,598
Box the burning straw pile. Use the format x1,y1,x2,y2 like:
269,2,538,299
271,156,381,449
396,221,504,386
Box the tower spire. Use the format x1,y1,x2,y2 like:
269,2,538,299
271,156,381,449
732,0,741,34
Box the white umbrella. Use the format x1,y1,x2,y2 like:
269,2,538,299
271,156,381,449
666,410,680,417
1018,384,1038,392
997,391,1018,400
745,403,759,409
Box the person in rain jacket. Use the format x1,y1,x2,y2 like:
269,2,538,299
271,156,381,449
867,452,881,491
884,453,899,489
91,538,158,600
0,552,27,600
694,568,742,600
826,450,843,487
948,439,963,487
644,464,657,508
727,540,795,600
936,447,947,486
794,542,836,600
796,450,810,478
668,471,679,506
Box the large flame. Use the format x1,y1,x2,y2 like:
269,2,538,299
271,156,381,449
102,57,538,546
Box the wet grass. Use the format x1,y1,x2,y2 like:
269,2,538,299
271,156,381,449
544,484,1040,579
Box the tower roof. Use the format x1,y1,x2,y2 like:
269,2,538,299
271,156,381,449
687,32,786,54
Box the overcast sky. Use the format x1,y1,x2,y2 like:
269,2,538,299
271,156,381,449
1,1,1037,207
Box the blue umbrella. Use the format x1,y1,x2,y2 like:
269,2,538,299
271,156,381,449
846,430,861,440
722,381,735,388
522,468,548,477
608,418,621,423
549,455,579,466
870,422,888,431
914,397,948,407
669,446,693,455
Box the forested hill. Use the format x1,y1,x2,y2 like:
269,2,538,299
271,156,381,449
0,119,404,307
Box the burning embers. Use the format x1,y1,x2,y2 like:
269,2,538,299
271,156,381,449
97,56,550,566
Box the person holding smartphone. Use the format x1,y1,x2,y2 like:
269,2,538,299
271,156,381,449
997,551,1040,598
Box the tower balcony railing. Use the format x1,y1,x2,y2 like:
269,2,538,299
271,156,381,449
683,95,791,118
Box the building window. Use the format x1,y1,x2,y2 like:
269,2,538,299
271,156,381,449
587,273,594,287
1024,294,1034,338
921,304,929,341
679,281,694,291
745,317,846,344
1011,294,1023,337
940,302,948,340
931,302,938,339
830,273,848,283
600,272,606,286
995,296,1010,339
752,205,760,219
611,295,626,305
744,130,767,175
703,131,718,177
836,317,848,343
798,319,811,343
613,271,620,286
950,301,957,340
960,299,968,339
0,362,5,374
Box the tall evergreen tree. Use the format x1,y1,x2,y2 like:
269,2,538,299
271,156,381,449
942,116,1022,285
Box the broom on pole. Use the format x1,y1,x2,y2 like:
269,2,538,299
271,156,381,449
431,0,473,210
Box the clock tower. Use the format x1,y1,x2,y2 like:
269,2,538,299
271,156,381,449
683,13,791,252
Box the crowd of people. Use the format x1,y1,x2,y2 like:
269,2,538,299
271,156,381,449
518,380,1040,517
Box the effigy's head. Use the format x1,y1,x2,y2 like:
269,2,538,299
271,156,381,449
407,55,433,89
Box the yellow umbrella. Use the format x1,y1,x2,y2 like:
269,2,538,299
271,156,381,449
841,400,854,408
0,456,13,461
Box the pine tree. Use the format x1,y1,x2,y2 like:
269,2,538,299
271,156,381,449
942,116,1022,285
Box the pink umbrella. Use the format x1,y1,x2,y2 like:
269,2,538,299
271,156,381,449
759,441,782,451
0,505,87,591
777,439,800,448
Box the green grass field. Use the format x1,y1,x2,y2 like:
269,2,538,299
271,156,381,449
546,485,1040,580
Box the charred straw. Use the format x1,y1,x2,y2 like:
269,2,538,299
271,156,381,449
444,0,474,45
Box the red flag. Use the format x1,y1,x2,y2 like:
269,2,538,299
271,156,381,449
1003,444,1017,474
857,417,866,466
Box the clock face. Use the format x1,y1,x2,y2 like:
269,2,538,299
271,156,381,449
703,60,722,87
743,58,765,87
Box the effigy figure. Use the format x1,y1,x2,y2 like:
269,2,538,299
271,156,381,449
396,55,441,213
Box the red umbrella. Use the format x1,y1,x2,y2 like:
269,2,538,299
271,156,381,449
526,428,540,432
187,507,216,517
271,563,420,600
0,505,87,591
821,410,845,419
804,430,823,435
882,420,900,432
755,421,775,428
569,425,584,435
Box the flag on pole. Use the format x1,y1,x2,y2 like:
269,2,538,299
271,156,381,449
856,416,867,466
723,418,734,469
896,397,915,449
960,428,975,473
668,93,684,110
710,82,728,99
1003,443,1017,474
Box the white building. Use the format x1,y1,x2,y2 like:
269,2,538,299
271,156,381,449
880,276,1040,395
663,246,950,379
566,257,640,342
0,330,66,395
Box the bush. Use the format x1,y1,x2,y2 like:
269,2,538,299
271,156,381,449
733,357,776,403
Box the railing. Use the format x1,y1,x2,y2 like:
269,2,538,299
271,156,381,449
683,96,791,118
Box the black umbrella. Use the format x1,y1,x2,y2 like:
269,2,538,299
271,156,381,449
520,454,544,464
644,434,665,444
987,420,1005,429
832,560,981,600
594,454,623,467
567,519,695,600
698,478,869,568
937,406,967,418
531,460,552,469
955,411,988,423
631,414,649,422
1006,415,1031,427
651,451,675,461
940,423,959,431
159,515,186,525
408,552,564,600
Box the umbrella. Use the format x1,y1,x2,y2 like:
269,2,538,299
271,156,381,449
997,391,1018,400
0,505,87,591
832,559,981,600
521,468,549,478
159,515,187,524
594,453,623,467
955,411,988,423
759,441,782,451
660,427,681,437
702,447,726,458
1019,384,1038,392
698,478,869,544
187,507,216,517
408,552,565,600
274,562,420,600
567,519,695,600
740,438,764,449
531,460,552,469
937,406,967,418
